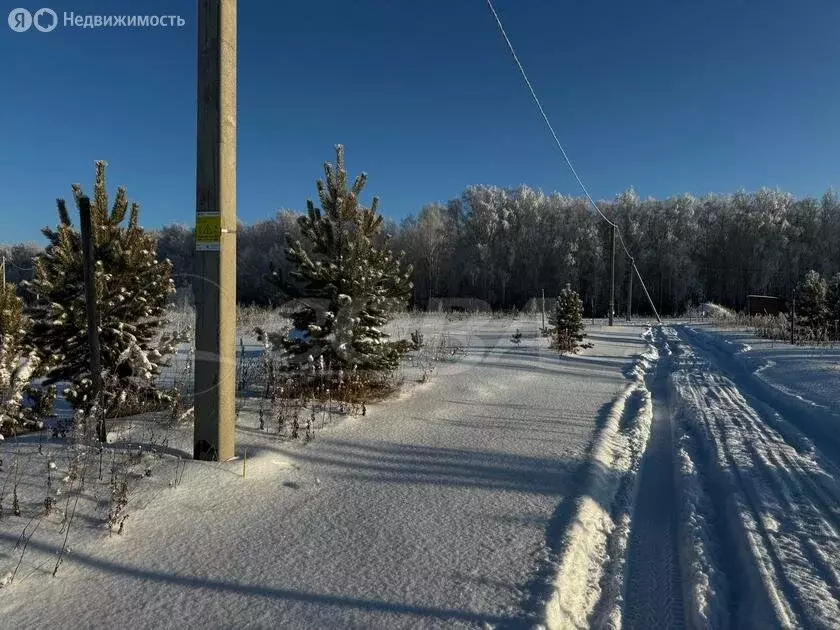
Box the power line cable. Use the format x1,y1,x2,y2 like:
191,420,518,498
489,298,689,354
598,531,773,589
484,0,614,228
484,0,661,323
6,259,35,272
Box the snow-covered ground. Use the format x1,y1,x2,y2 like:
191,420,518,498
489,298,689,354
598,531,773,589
2,314,839,629
543,321,840,629
665,324,840,629
688,324,840,422
0,315,653,629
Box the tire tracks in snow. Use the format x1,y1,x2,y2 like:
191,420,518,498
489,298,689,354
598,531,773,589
682,325,840,465
621,327,684,630
711,386,840,597
667,325,840,629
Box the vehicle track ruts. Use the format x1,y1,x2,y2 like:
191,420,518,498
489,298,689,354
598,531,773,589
621,328,684,630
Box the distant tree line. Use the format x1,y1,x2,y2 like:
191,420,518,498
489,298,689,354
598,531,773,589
389,186,840,315
5,186,839,315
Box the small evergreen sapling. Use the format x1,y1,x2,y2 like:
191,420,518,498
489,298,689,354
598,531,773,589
410,329,424,350
827,273,840,338
550,285,593,354
796,270,829,333
277,145,413,391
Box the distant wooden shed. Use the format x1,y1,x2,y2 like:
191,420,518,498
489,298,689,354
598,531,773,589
746,295,787,316
428,297,491,313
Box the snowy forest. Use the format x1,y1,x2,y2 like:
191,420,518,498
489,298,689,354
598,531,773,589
4,186,840,315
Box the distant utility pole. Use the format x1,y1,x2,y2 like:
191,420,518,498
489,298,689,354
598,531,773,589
609,222,616,326
194,0,237,462
790,286,796,345
1,254,5,289
541,288,545,331
79,196,105,443
626,257,633,322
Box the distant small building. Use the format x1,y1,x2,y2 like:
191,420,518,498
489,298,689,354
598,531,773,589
746,295,787,316
427,297,491,313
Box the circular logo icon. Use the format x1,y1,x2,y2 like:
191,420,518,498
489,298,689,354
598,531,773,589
33,8,57,32
7,8,32,32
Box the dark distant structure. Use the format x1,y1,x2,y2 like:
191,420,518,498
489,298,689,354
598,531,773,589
746,295,788,316
428,297,491,313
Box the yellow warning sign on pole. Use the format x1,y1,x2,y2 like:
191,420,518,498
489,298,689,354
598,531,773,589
195,212,221,251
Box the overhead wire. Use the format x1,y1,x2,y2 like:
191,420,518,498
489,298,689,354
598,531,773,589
5,259,35,272
484,0,661,322
483,0,615,229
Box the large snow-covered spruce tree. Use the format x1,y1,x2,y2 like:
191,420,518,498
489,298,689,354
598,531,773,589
279,145,413,385
1,282,37,433
550,285,591,353
0,282,56,434
25,161,177,417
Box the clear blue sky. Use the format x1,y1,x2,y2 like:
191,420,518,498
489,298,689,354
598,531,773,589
2,0,838,244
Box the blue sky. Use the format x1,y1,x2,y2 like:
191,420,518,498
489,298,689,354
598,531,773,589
1,0,839,244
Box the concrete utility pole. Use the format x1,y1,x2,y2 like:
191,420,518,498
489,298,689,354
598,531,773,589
79,196,105,442
609,222,616,326
541,288,545,331
194,0,237,461
626,257,633,322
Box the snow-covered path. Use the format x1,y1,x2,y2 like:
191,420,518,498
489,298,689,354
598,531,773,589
622,329,684,630
665,325,840,629
1,321,650,629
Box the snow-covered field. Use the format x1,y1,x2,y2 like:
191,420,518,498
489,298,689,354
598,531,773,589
1,313,838,629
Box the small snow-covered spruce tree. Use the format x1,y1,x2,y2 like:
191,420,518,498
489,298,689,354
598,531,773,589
827,273,840,339
796,270,828,335
277,145,413,392
24,161,177,419
550,285,592,354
